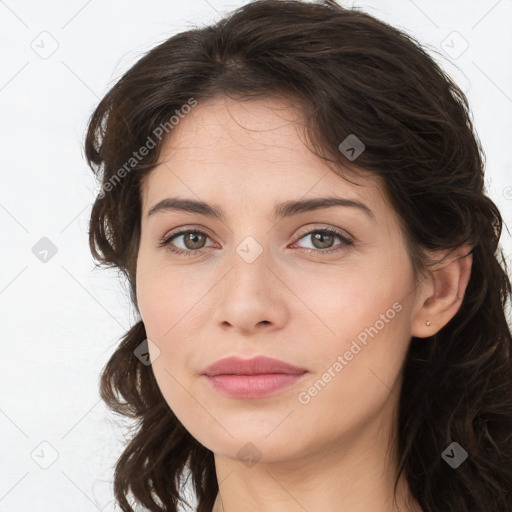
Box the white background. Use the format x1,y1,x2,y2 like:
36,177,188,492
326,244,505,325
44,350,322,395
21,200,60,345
1,1,511,511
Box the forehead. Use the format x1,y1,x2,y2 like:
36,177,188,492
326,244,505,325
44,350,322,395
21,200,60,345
154,95,316,169
140,96,387,216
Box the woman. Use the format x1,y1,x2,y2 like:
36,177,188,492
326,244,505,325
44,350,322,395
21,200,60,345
84,1,512,511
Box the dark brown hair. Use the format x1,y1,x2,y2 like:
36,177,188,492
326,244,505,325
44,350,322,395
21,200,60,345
84,1,512,510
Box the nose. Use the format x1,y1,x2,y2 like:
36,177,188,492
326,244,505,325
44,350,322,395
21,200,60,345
212,242,289,335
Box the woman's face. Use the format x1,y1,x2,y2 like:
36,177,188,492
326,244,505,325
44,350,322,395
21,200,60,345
136,96,426,465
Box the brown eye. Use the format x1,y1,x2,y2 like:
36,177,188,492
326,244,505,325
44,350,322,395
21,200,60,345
158,229,214,255
181,232,207,250
293,228,353,254
159,227,353,257
309,232,336,249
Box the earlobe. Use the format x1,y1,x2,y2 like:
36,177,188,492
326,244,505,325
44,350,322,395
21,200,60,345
412,245,473,338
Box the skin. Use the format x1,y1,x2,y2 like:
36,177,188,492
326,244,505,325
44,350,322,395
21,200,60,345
135,96,472,512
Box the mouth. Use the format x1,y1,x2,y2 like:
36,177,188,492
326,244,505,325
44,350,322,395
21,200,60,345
202,355,307,377
203,372,308,399
201,355,308,398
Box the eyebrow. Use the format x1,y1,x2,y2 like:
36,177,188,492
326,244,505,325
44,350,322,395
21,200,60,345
147,196,375,221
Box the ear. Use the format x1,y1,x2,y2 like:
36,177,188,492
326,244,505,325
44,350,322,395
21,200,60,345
412,244,473,338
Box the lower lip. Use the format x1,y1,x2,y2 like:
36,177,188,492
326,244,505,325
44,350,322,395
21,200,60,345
204,373,307,398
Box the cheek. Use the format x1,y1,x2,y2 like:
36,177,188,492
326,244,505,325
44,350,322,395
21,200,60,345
290,257,409,349
136,254,201,340
290,256,413,407
292,299,412,447
135,257,206,393
137,275,198,423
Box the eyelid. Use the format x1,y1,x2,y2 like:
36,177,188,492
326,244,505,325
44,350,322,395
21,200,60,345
158,231,355,258
160,223,352,243
292,223,353,242
159,225,218,245
158,223,354,255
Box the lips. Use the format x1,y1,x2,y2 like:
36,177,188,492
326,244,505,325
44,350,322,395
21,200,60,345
202,355,307,377
202,355,308,399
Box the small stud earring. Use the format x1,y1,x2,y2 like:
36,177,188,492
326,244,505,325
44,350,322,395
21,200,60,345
426,320,431,326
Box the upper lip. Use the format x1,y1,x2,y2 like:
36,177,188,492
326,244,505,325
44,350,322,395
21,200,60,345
202,356,307,376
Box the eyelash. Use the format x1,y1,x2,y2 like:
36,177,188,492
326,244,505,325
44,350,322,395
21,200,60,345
157,227,353,257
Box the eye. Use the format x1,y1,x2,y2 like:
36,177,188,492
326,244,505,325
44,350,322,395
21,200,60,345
158,229,215,256
291,227,353,254
158,226,353,256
